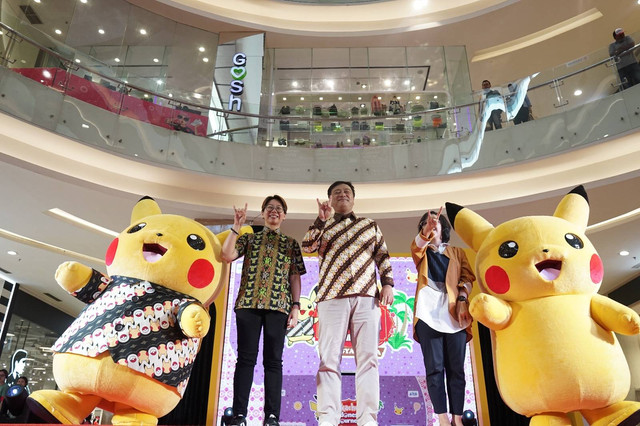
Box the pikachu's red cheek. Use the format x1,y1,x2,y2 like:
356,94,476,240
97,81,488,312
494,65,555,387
106,238,118,266
188,259,215,288
590,254,603,284
485,265,510,294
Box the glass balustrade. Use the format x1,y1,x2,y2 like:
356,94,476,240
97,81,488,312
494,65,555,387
1,20,639,181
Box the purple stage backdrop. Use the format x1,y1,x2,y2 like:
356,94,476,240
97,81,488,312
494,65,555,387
217,257,477,425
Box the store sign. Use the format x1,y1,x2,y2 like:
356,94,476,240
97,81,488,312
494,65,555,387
228,53,247,112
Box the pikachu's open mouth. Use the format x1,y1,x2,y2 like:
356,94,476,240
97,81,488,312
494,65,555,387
143,243,167,263
535,259,562,281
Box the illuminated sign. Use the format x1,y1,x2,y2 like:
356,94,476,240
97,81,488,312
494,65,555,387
228,53,247,112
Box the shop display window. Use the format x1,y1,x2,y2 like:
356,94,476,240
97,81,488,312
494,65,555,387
0,314,58,393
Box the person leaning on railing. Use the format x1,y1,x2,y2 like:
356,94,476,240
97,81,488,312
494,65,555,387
609,27,640,90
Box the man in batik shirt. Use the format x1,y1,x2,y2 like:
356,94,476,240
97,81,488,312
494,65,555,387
222,195,305,426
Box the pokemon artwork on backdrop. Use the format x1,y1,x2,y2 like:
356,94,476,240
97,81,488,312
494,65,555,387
28,197,240,425
217,257,477,425
446,185,640,426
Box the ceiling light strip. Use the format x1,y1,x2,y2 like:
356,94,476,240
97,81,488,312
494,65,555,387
47,208,119,237
472,9,603,62
0,228,104,265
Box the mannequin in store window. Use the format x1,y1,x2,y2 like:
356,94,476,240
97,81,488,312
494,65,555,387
389,96,402,114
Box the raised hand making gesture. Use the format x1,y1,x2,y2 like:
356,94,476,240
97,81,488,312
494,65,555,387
316,198,332,222
421,205,443,237
233,203,248,229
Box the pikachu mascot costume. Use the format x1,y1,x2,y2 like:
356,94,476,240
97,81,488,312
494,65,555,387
28,197,249,425
445,186,640,426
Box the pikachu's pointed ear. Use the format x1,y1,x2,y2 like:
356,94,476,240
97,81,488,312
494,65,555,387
446,202,494,252
553,185,589,231
131,196,161,224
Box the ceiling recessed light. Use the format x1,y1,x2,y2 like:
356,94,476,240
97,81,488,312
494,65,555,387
319,97,323,101
338,97,342,101
384,79,391,87
361,84,367,89
75,59,81,63
416,95,421,100
54,29,62,35
34,0,41,3
153,58,159,63
156,79,163,85
574,89,583,96
168,93,173,98
282,97,287,101
300,97,305,101
114,57,120,62
404,80,410,85
292,81,298,88
7,250,17,256
80,0,87,3
139,29,147,35
198,46,205,52
202,57,209,63
81,124,90,129
434,95,438,99
358,97,362,101
620,250,630,256
98,29,105,35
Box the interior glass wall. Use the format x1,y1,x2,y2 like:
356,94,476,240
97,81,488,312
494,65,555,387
260,45,472,147
0,0,219,108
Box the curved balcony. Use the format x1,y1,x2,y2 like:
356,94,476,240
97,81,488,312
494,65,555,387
1,21,640,213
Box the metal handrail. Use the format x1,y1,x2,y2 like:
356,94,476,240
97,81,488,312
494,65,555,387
1,20,638,128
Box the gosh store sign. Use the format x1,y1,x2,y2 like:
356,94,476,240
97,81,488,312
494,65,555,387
228,53,246,112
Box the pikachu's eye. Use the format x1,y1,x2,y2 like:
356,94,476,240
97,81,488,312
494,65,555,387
128,223,146,233
499,241,518,258
187,234,206,251
564,233,584,249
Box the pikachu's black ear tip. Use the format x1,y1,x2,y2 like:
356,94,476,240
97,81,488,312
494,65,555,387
568,185,588,205
445,202,464,228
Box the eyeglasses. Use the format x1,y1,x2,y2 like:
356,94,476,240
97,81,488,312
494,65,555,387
265,205,284,213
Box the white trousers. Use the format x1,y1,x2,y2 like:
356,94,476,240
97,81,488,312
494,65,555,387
316,296,380,426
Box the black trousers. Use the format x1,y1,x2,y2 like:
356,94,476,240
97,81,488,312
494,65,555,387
513,106,530,125
233,309,288,419
618,63,640,90
486,109,502,130
415,319,467,415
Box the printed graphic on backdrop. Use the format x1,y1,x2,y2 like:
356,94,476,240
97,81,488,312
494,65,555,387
217,257,477,425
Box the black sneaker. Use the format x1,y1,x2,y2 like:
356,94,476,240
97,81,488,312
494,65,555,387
230,414,247,426
263,414,279,426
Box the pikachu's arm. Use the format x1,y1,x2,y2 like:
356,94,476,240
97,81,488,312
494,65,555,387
178,302,211,338
469,293,512,331
591,294,640,336
55,261,111,304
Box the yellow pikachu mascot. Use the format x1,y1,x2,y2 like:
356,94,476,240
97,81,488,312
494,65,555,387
446,186,640,426
28,197,248,425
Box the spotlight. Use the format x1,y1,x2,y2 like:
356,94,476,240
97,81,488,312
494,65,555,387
4,385,28,417
221,407,234,425
462,409,477,426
